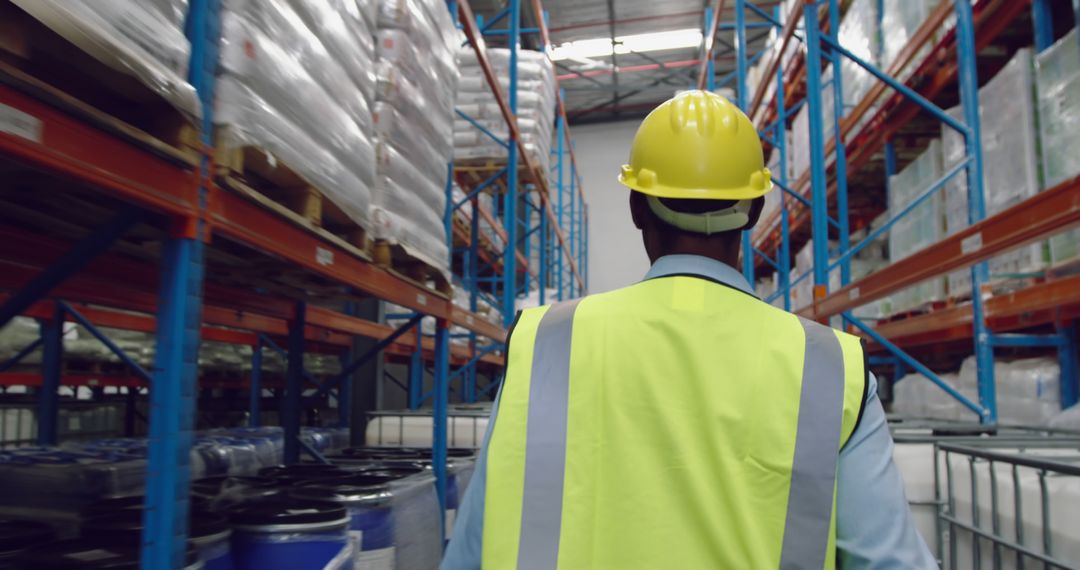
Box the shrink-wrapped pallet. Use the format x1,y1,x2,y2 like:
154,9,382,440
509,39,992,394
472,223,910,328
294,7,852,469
887,140,946,313
10,0,198,120
1037,29,1080,267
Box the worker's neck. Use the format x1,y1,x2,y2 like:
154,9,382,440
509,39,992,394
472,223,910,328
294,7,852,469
651,240,742,270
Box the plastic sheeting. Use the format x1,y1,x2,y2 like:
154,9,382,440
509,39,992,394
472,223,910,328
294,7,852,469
1037,29,1080,267
942,49,1048,297
887,140,946,312
216,79,373,227
10,0,199,121
454,47,556,174
286,0,377,105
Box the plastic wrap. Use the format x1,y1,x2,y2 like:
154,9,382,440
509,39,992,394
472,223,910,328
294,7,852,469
956,356,1062,425
10,0,199,121
790,65,835,182
286,0,377,106
943,50,1048,296
221,0,372,134
216,78,373,226
377,0,458,60
377,28,458,112
375,61,454,156
838,0,879,118
1037,28,1080,188
0,317,44,365
372,102,450,190
371,179,450,276
888,140,946,312
881,0,937,81
143,0,189,29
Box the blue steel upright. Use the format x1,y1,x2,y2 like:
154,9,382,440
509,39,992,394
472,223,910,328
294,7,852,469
431,319,451,540
802,3,831,298
774,12,791,312
37,305,63,446
500,0,521,327
827,0,850,288
733,0,756,285
141,0,216,566
953,0,995,423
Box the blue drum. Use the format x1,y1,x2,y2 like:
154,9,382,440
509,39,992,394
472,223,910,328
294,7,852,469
292,475,398,559
228,499,351,570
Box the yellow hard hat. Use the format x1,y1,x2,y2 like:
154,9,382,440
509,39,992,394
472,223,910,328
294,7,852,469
618,90,773,200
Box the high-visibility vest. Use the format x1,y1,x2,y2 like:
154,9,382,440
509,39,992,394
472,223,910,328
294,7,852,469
481,274,867,569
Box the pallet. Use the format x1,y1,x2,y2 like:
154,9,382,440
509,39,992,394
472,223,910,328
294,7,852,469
215,126,371,257
373,240,452,296
0,1,199,164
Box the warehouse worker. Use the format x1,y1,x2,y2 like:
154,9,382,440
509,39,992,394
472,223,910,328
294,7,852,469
442,91,934,569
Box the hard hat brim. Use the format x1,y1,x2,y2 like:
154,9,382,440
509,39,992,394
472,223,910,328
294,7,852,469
617,174,773,201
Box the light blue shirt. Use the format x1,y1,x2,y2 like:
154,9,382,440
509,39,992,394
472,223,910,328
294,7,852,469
442,255,936,569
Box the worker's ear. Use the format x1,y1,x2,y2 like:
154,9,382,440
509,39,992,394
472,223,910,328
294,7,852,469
629,191,648,230
743,196,766,230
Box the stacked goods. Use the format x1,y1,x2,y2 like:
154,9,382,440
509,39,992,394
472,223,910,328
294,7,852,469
887,140,947,313
6,0,199,126
455,48,557,174
790,65,835,182
943,49,1048,297
890,372,969,421
216,0,376,230
880,0,939,82
836,0,880,130
1036,29,1080,266
373,0,460,276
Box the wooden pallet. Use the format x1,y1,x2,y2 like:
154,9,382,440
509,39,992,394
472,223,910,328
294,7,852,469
372,240,452,296
215,126,371,256
0,1,199,163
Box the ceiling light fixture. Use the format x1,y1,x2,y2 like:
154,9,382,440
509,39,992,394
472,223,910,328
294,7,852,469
551,28,704,61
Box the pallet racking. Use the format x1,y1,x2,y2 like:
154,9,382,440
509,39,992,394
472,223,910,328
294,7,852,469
702,0,1080,425
0,0,587,564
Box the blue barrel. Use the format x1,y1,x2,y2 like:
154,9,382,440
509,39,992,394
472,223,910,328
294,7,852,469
291,475,397,554
15,538,202,569
81,510,233,570
228,499,351,570
0,519,55,562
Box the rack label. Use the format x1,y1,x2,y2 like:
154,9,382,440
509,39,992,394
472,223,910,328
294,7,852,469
466,314,474,325
961,232,982,255
416,293,428,306
0,103,42,143
849,287,860,301
316,247,333,266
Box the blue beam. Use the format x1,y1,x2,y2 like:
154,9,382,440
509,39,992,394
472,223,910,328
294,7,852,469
954,0,995,425
432,319,451,541
283,301,306,464
249,337,262,427
501,0,521,326
0,208,139,330
299,437,331,465
819,35,969,136
61,302,152,382
1059,324,1079,408
1032,0,1055,52
846,313,986,418
36,305,63,446
480,6,510,33
455,109,510,149
409,323,423,409
0,336,42,374
827,0,850,288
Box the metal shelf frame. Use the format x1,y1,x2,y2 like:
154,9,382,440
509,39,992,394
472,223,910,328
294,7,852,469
0,0,590,563
705,0,1080,426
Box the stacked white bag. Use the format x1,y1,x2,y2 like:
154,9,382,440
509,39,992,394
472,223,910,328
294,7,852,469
455,48,557,175
10,0,199,120
216,0,376,230
372,0,460,277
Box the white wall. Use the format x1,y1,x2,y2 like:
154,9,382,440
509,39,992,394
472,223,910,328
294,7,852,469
574,119,651,294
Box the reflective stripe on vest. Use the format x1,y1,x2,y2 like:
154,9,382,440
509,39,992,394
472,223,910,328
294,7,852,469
514,304,847,569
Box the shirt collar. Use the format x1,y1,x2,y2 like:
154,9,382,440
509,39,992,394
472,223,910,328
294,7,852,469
643,254,758,298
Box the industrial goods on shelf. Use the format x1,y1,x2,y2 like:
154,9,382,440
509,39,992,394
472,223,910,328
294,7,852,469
365,405,491,448
943,48,1048,298
216,0,376,228
892,355,1063,425
10,0,199,121
372,0,459,276
1037,28,1080,266
454,47,557,174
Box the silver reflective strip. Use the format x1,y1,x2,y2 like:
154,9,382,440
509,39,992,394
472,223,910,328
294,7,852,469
517,299,582,570
779,318,847,570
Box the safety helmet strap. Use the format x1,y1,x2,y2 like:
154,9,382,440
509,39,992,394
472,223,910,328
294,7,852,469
645,196,752,235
